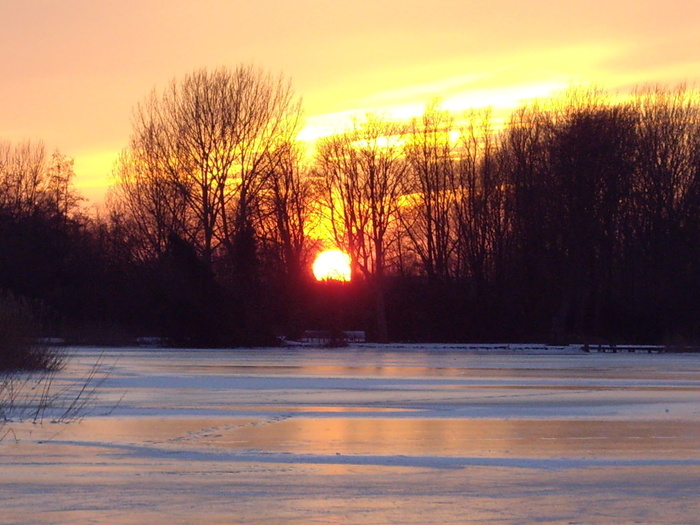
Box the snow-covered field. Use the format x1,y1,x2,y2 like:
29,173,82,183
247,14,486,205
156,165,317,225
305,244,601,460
2,344,700,524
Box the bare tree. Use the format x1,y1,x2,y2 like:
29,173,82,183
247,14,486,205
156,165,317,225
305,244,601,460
109,148,188,261
112,65,302,266
0,140,47,218
497,102,557,335
402,103,457,280
44,150,81,225
631,86,700,242
315,115,407,342
256,142,317,282
628,86,700,323
546,93,637,337
454,109,508,293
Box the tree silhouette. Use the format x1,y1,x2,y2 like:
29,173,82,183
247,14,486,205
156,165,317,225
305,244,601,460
113,65,302,267
5,83,700,346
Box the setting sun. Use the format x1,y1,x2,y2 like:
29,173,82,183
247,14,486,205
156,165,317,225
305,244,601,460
312,250,352,282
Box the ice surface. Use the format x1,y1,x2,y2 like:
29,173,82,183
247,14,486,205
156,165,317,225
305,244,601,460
2,345,700,523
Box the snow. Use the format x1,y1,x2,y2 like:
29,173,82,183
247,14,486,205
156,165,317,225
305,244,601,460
2,345,700,523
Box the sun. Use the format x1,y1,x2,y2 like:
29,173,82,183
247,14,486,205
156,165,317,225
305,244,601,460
312,250,352,282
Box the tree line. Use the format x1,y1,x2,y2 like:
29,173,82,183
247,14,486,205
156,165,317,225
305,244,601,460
2,65,700,346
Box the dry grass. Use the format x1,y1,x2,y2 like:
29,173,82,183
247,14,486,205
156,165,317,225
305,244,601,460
1,353,114,442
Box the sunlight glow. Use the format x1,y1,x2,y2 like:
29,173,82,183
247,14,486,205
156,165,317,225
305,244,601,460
297,81,573,145
72,150,118,206
297,42,627,145
312,250,352,282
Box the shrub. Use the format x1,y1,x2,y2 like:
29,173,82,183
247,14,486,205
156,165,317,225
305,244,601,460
0,293,62,372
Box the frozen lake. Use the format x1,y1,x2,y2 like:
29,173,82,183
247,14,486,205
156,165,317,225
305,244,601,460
3,345,700,523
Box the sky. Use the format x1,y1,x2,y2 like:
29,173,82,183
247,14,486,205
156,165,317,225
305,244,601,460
2,0,700,205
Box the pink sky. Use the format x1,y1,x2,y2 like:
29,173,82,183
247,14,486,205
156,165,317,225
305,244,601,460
2,0,700,204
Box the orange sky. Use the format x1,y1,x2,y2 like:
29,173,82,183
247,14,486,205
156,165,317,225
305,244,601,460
2,0,700,205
